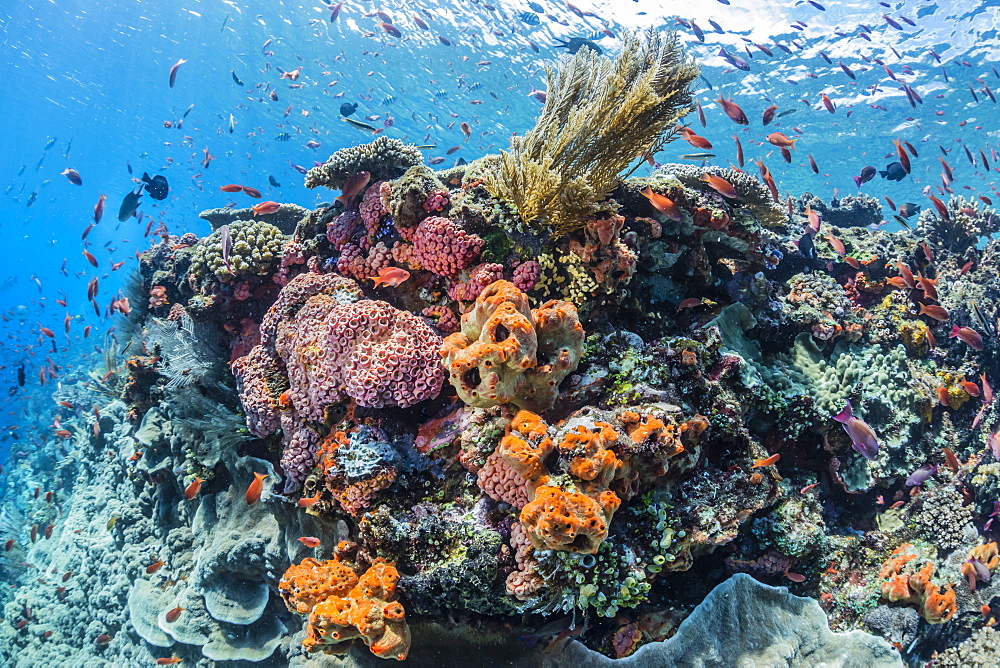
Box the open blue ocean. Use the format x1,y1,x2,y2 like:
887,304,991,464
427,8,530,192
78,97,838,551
2,0,999,665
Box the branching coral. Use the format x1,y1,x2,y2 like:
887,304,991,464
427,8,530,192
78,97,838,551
483,29,698,235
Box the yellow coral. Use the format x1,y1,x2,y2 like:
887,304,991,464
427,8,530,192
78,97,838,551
483,30,698,235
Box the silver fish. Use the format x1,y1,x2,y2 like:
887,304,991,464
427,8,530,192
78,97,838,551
220,225,232,272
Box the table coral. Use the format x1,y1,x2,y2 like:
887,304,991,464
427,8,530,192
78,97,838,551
441,280,584,411
281,557,410,661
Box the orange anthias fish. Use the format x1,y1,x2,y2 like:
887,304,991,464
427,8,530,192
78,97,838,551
145,560,165,574
640,186,683,221
183,477,205,501
825,232,846,256
298,536,321,548
752,453,780,468
700,174,738,199
219,184,244,193
336,171,371,205
766,132,799,149
246,472,267,505
368,267,410,288
251,201,281,215
681,127,712,149
297,492,322,507
156,657,182,666
242,186,262,199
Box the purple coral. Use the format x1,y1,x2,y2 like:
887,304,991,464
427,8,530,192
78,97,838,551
326,211,360,249
280,411,320,493
411,216,483,277
231,345,282,438
275,297,445,415
448,263,504,302
512,261,541,292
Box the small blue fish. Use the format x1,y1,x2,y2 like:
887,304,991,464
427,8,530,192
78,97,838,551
518,11,539,25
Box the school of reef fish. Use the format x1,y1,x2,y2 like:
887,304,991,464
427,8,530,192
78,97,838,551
6,7,1000,667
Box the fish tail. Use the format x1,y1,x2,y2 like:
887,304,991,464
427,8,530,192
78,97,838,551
832,401,852,423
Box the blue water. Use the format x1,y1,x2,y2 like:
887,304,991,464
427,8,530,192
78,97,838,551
2,0,999,659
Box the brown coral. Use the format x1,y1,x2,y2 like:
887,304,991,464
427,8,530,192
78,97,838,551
440,280,584,411
281,557,411,661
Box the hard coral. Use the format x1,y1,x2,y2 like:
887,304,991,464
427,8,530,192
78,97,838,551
441,280,584,412
281,557,411,661
306,136,422,190
411,215,484,278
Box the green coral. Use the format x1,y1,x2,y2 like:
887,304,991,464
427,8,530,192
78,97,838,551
189,219,286,282
389,164,446,229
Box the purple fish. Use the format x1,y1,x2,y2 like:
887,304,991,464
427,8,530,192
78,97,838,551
905,464,937,486
853,166,876,188
969,557,992,583
833,401,879,460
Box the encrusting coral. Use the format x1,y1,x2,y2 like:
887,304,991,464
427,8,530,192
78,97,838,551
484,29,699,235
878,543,957,624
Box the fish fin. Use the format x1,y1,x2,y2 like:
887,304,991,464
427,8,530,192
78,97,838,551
832,401,852,423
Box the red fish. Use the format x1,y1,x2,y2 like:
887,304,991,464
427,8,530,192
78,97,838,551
752,453,780,468
183,477,205,501
681,128,712,149
715,96,748,125
918,304,949,321
369,267,411,288
251,201,281,215
246,472,267,505
297,492,322,507
825,232,845,256
640,186,683,220
219,184,244,193
379,22,401,38
297,536,321,548
336,171,371,205
893,139,911,173
242,186,262,198
761,103,778,125
146,560,165,574
40,327,55,338
168,58,188,88
950,325,984,350
700,174,738,198
83,250,98,268
733,135,744,168
165,606,185,623
820,93,835,113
